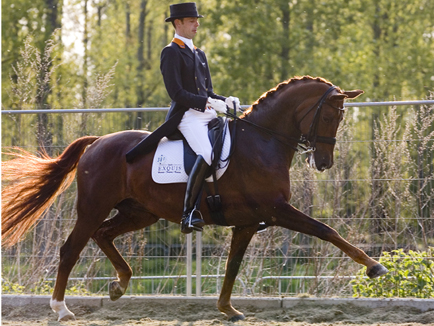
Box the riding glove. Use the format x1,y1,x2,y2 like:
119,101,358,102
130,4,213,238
207,97,227,114
225,96,241,111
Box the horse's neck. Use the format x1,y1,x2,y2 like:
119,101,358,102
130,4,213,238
234,87,302,168
243,88,300,140
233,106,297,169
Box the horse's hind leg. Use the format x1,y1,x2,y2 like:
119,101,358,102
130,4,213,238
92,201,159,301
271,201,388,278
51,207,111,321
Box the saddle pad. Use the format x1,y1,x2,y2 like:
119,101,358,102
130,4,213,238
152,130,231,184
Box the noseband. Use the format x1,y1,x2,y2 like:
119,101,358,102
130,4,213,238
226,85,344,154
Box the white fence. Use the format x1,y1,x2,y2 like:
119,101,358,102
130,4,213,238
2,100,434,114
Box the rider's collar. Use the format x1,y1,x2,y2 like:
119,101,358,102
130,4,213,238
174,33,195,52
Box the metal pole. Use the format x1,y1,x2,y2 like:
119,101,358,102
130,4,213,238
186,233,192,296
196,232,202,296
2,100,433,115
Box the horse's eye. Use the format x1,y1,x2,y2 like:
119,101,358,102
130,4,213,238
322,115,332,124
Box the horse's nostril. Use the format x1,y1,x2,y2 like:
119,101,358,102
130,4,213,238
318,162,328,171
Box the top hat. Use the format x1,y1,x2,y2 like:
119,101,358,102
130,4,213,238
165,2,204,22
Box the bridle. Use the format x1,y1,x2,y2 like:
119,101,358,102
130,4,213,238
297,85,344,154
225,85,345,155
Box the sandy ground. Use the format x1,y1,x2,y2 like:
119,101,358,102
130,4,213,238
2,300,434,326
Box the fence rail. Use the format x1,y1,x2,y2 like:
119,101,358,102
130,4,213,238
2,100,434,115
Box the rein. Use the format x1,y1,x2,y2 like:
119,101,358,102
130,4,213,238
225,85,342,155
225,110,299,151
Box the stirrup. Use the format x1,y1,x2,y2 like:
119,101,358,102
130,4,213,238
257,222,268,233
181,209,205,234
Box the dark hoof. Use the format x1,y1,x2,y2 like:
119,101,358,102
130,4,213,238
109,281,125,301
228,314,245,322
367,263,389,279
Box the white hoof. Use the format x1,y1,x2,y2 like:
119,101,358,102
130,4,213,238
50,298,76,321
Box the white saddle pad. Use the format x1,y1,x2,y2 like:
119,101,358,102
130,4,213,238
151,129,231,184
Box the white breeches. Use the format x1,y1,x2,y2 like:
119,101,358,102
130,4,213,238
178,108,217,166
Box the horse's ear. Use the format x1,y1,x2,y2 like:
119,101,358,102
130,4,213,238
343,90,364,99
329,94,348,101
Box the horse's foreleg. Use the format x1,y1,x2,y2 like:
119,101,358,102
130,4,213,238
270,201,388,278
218,225,256,322
92,209,159,301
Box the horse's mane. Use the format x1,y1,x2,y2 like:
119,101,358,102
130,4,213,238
241,75,341,117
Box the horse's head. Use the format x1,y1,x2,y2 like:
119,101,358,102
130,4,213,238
241,76,364,172
295,84,364,172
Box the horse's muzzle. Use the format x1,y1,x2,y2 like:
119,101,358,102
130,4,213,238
308,152,333,172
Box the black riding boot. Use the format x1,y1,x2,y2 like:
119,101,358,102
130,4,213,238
181,155,209,234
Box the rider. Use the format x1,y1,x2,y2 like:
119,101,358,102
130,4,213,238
145,2,240,234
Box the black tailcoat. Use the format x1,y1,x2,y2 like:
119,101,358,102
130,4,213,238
126,38,225,162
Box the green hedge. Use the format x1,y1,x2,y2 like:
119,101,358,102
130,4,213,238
352,247,434,298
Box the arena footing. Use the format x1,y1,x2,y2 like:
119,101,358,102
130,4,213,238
2,295,434,313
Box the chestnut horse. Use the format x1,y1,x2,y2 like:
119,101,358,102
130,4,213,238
2,76,388,322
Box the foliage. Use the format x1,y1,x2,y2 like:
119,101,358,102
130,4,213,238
351,248,434,298
2,279,91,296
2,0,434,113
2,279,26,294
7,32,61,111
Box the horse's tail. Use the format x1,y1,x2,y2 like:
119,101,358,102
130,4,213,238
1,136,100,247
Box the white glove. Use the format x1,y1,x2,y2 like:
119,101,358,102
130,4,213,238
225,96,241,111
207,97,227,114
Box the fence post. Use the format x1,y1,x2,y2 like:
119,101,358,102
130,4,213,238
196,232,202,296
186,233,192,296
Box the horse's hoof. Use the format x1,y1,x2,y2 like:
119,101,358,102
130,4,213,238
58,313,76,322
228,314,245,322
109,281,125,301
51,299,75,322
367,263,389,278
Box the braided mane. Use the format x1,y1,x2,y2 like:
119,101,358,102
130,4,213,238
241,75,340,117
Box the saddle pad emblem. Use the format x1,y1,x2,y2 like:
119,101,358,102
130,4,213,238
151,131,231,184
155,154,183,174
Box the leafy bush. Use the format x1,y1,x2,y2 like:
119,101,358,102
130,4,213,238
351,247,434,298
2,279,25,294
1,279,90,296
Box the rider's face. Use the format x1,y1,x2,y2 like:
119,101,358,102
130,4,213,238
175,17,199,39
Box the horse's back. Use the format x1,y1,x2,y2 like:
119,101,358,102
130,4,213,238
81,130,150,160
